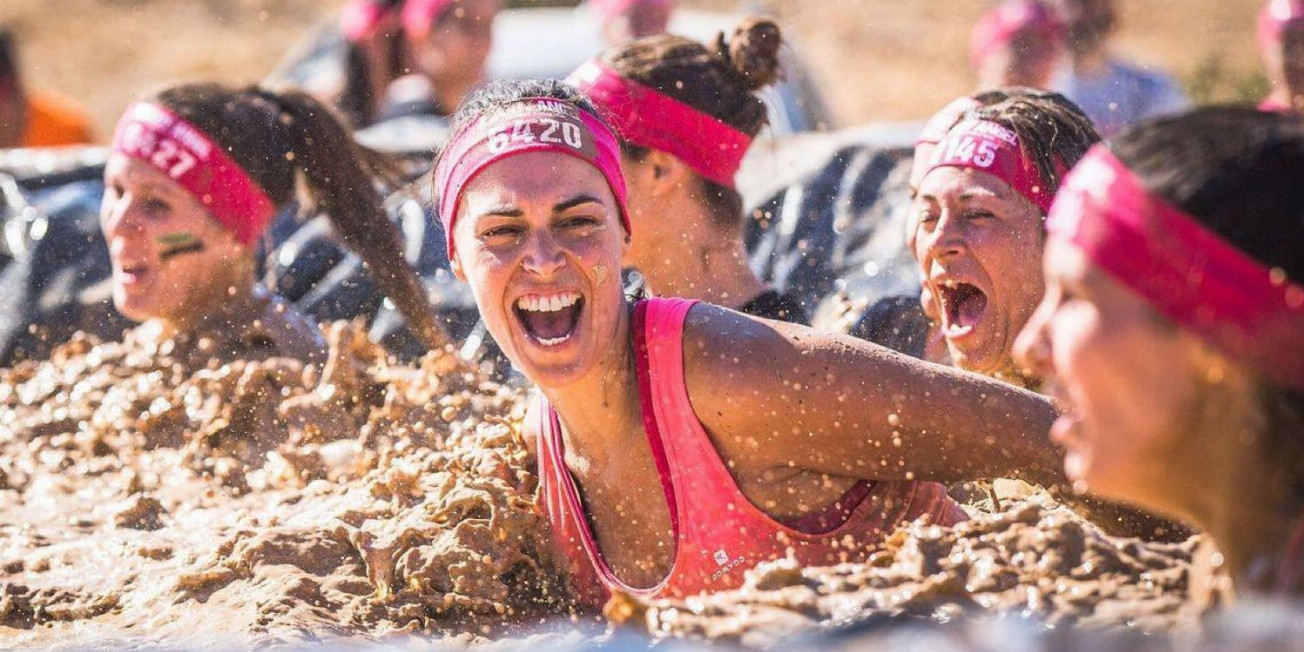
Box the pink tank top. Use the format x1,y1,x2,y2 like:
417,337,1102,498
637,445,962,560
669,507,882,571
534,297,967,608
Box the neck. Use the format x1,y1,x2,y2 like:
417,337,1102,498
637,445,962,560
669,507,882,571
1171,383,1298,593
637,201,766,309
157,260,258,340
541,300,644,467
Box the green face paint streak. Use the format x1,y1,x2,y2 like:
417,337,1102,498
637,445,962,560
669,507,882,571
157,232,206,262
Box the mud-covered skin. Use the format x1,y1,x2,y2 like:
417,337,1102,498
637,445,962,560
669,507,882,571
610,483,1197,648
0,322,572,647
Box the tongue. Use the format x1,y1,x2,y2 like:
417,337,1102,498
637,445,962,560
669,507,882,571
954,285,988,328
522,305,578,340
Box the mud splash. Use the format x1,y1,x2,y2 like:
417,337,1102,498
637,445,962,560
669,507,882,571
0,321,1218,649
607,481,1196,649
0,323,573,647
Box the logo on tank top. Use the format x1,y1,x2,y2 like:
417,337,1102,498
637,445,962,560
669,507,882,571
710,548,747,581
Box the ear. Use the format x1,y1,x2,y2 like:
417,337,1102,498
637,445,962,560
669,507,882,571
641,149,693,198
450,253,466,282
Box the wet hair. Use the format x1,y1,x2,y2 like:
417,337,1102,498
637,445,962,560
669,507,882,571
597,16,783,232
146,83,444,351
970,88,1101,201
1110,105,1304,500
444,77,605,136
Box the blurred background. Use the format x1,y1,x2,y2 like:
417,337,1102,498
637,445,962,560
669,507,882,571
0,0,1268,138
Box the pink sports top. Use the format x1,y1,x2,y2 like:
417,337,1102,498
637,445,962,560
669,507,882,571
534,297,967,609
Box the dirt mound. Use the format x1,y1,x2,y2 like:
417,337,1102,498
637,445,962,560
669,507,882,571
0,322,572,647
608,483,1195,649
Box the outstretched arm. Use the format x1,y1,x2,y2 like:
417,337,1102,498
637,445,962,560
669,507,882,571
683,304,1064,488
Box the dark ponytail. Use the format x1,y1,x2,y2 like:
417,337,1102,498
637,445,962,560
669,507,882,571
148,83,450,353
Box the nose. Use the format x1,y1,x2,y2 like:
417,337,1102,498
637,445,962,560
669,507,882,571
920,211,967,264
521,229,566,278
1014,299,1053,380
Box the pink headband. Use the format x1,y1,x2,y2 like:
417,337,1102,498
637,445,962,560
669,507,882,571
402,0,456,40
917,96,982,146
1259,0,1304,51
566,60,751,188
970,0,1066,70
1048,146,1304,393
111,102,276,246
340,0,397,42
924,119,1057,213
590,0,674,19
433,97,630,260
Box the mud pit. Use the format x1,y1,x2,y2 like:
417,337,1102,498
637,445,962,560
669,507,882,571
0,323,574,647
609,483,1195,648
0,323,1202,649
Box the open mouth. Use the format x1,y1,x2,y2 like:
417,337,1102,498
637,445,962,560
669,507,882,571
117,263,150,284
513,291,583,347
934,280,988,339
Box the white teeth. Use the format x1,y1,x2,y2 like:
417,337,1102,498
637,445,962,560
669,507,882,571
534,333,573,347
515,292,580,313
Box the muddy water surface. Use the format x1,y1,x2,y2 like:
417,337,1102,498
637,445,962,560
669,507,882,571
0,323,1212,649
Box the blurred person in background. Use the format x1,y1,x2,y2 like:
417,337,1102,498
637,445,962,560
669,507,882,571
1016,106,1304,599
970,0,1066,91
568,17,807,323
337,0,406,127
590,0,676,47
1051,0,1188,137
1258,0,1304,112
0,26,93,148
378,0,499,122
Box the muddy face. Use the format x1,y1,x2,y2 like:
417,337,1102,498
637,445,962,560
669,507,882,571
913,166,1045,379
450,151,628,389
1014,239,1210,504
100,154,249,327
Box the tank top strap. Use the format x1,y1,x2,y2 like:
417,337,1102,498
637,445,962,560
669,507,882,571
632,298,763,543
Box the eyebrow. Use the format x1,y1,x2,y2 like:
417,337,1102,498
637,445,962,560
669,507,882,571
553,194,603,213
472,194,605,220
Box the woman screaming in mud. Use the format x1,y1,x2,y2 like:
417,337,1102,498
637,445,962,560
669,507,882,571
1016,106,1304,602
432,78,1067,610
101,83,443,364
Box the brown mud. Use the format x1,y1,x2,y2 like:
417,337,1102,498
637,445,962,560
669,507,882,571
0,322,574,647
0,321,1204,649
608,481,1195,648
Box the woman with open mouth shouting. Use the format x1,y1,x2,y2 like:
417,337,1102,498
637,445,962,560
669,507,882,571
101,83,441,364
566,17,806,324
1016,106,1304,600
435,78,1073,608
912,92,1099,388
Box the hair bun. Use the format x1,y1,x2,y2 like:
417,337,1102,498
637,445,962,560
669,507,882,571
719,16,782,92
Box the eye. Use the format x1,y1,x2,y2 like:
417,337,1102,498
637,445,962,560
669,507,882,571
479,224,524,240
140,197,172,218
560,214,601,229
963,208,996,221
915,208,939,227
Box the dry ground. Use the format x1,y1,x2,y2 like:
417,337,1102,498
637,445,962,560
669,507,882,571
0,0,1270,139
